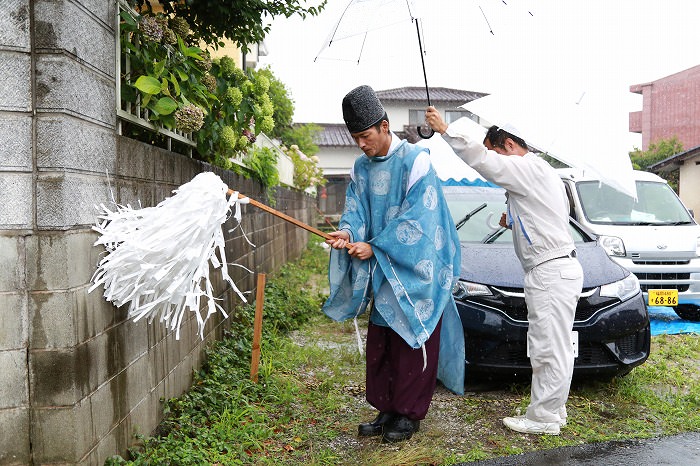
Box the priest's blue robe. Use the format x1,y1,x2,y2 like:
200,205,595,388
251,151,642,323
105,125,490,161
323,139,465,395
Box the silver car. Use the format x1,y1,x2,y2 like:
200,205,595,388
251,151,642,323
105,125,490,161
558,168,700,321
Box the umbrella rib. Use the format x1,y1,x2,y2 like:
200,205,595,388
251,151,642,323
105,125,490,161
329,0,355,46
358,32,367,64
479,5,495,35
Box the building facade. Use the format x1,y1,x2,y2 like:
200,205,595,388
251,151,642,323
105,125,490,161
629,64,700,151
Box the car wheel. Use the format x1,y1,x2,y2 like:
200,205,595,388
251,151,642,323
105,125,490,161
673,304,700,322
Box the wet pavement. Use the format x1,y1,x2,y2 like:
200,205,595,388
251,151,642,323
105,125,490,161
458,431,700,465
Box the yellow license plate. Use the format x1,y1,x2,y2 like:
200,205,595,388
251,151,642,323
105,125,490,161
648,289,678,306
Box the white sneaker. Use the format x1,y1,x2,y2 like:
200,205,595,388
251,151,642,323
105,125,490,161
559,406,567,427
503,415,560,435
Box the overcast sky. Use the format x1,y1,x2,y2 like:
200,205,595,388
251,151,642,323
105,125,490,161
259,0,700,152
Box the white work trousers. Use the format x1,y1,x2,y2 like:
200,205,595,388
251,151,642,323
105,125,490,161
524,256,583,423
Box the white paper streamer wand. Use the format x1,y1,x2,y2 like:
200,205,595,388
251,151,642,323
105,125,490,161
90,172,342,340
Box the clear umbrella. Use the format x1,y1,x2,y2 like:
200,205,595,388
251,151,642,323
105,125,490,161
316,0,436,137
461,91,638,199
315,0,539,138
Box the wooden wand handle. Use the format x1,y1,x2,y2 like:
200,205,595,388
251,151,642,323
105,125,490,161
227,189,335,242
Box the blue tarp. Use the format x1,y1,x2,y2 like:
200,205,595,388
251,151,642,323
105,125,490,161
649,306,700,336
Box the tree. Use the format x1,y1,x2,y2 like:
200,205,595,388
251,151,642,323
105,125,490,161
134,0,327,50
629,136,683,190
281,123,321,156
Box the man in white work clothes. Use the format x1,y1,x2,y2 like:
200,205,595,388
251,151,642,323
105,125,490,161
425,107,583,435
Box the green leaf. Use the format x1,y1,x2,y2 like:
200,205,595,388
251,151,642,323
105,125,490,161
169,73,181,96
176,68,189,81
134,76,161,95
153,60,165,78
152,97,178,115
119,10,137,28
184,48,203,60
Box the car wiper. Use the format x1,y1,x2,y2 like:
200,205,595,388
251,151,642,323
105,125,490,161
455,203,487,230
483,227,508,243
660,221,694,225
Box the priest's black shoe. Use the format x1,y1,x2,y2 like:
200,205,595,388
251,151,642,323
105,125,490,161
358,412,394,437
382,415,420,443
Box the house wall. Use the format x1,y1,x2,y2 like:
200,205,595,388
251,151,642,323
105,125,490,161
0,2,312,464
680,155,700,221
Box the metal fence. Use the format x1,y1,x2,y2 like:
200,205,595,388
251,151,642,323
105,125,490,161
115,0,196,155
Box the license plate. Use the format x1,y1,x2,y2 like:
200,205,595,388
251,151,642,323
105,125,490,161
648,289,678,306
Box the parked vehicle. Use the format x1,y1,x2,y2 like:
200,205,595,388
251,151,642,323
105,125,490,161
443,185,650,379
558,168,700,322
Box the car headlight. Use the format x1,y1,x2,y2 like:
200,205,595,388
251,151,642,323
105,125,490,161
598,235,626,257
600,273,640,302
452,280,493,299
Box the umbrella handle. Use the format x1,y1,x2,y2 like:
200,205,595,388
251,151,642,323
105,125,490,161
227,189,352,249
414,18,434,140
417,125,435,139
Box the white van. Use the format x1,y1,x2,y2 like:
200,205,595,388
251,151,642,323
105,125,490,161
558,168,700,321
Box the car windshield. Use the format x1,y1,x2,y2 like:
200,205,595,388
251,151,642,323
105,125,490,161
442,186,586,244
577,180,694,225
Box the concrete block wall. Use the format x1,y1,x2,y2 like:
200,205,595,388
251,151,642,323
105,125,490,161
0,1,314,464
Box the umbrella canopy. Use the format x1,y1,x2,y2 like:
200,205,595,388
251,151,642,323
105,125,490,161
461,92,638,199
316,0,436,137
315,0,427,64
416,117,499,188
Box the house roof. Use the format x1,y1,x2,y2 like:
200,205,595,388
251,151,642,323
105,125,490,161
375,86,487,105
648,144,700,173
314,123,355,147
304,86,488,147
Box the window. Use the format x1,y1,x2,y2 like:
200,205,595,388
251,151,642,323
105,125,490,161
446,109,481,124
409,109,424,125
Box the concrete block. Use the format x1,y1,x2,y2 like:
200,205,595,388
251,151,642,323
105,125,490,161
29,290,77,349
37,115,117,174
126,386,162,440
0,292,28,350
115,318,149,369
29,347,79,406
58,0,116,27
26,229,97,290
75,286,122,343
0,115,33,170
89,380,117,443
0,50,31,111
35,172,111,228
125,354,153,413
35,0,115,77
115,136,156,181
0,172,32,228
115,175,157,209
31,402,92,464
86,331,109,391
35,54,115,126
0,407,30,464
0,0,30,51
0,235,24,293
0,349,29,409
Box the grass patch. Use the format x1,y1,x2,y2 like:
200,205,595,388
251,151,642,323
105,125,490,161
109,240,700,465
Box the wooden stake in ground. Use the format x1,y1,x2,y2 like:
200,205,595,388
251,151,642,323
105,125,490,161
250,273,266,383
